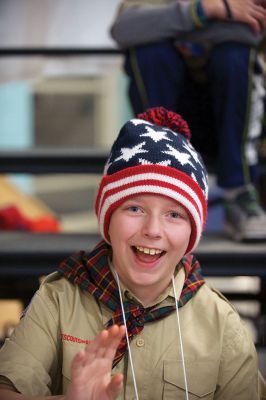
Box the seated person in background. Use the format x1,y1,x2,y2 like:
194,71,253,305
110,0,266,242
0,107,265,399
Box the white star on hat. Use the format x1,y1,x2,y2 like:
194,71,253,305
114,142,148,163
130,118,153,126
139,158,172,166
162,144,196,168
140,126,172,143
183,142,203,166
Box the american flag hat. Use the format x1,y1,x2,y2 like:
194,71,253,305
95,107,208,253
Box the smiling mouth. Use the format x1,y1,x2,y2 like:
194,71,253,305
132,246,165,258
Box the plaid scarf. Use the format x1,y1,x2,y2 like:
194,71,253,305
58,240,205,367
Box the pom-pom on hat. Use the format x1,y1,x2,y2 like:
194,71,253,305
95,107,208,254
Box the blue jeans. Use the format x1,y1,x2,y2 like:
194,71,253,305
124,41,264,189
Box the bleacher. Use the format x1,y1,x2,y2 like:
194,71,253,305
0,146,265,343
0,47,266,349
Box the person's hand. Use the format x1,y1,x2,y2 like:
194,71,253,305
66,325,126,400
202,0,266,34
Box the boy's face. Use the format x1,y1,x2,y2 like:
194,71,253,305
108,194,191,300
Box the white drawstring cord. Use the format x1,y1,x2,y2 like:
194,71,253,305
114,269,189,400
172,275,189,400
114,269,139,400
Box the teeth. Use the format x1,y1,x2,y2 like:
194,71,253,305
136,246,162,255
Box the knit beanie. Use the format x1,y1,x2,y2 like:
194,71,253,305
95,107,208,253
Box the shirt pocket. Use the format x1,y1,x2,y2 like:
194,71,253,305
163,359,217,399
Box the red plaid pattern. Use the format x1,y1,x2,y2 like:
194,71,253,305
58,240,205,367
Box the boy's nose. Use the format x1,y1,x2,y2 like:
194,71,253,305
142,215,162,239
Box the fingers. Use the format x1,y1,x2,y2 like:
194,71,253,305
205,0,266,33
84,325,126,366
228,0,266,33
256,5,266,30
257,0,266,9
67,326,125,400
70,349,89,386
107,373,124,399
103,325,126,360
247,4,266,32
71,349,86,373
203,0,266,29
70,325,125,378
242,14,260,35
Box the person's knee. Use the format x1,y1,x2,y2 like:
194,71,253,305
133,42,180,70
209,42,250,78
124,41,186,91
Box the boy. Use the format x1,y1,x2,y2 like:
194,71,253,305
0,107,264,399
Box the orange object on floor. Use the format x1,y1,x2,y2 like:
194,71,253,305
0,205,60,232
0,176,61,232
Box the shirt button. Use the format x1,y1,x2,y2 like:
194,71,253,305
136,338,145,347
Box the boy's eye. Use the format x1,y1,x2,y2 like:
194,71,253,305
170,211,180,219
128,205,141,213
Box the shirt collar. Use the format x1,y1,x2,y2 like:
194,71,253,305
100,259,187,326
108,258,186,306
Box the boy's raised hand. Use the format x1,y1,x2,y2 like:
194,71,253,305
66,325,126,400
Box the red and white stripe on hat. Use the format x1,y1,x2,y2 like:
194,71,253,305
95,164,207,254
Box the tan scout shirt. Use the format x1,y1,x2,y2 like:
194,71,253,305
0,269,260,399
